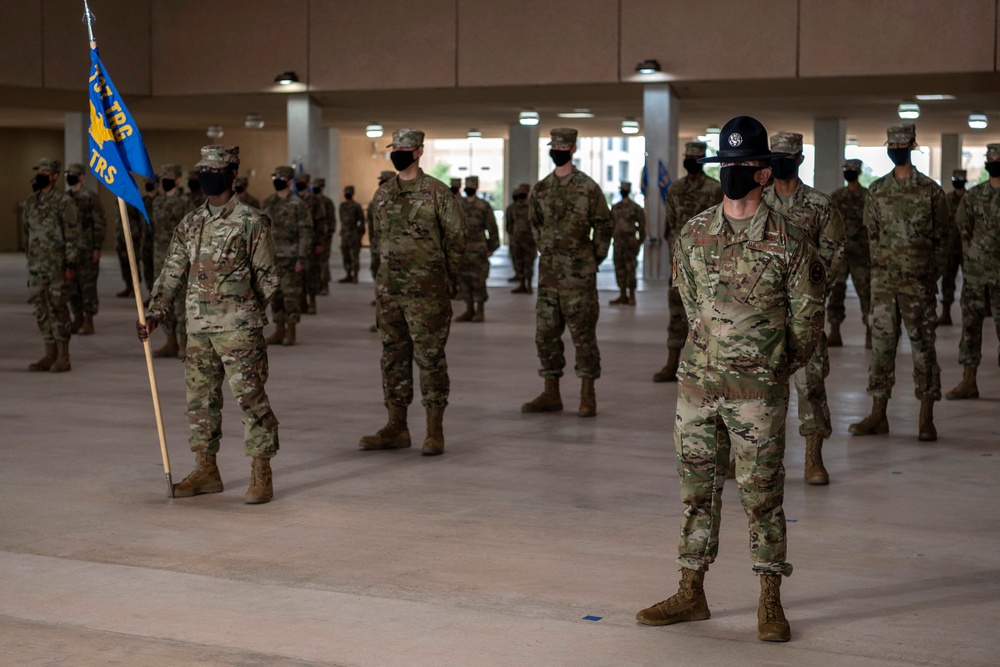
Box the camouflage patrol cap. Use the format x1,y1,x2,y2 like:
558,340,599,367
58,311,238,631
233,176,249,188
548,128,578,148
516,182,530,194
387,128,424,149
684,141,708,157
273,165,295,179
952,169,967,179
450,178,462,188
65,163,86,175
465,176,479,187
886,123,916,145
987,144,1000,161
344,185,355,194
770,132,803,154
298,173,311,182
314,178,326,187
620,181,632,190
160,164,183,178
35,157,61,172
379,170,396,181
195,145,240,169
843,159,863,171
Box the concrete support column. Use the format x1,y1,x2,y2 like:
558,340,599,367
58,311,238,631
287,94,325,178
813,118,847,195
505,123,539,245
940,133,962,190
642,84,679,280
64,112,90,186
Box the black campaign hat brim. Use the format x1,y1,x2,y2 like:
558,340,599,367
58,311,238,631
698,150,790,164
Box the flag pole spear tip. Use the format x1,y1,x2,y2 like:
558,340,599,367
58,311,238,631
82,0,95,43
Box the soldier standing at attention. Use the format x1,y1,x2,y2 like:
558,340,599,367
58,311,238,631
456,175,500,322
339,185,365,284
294,172,327,315
609,180,646,306
506,183,536,294
312,178,337,295
938,168,967,326
114,191,142,298
150,165,194,359
521,128,612,418
449,178,462,197
828,159,872,348
24,158,80,373
233,176,261,209
763,132,844,486
654,141,723,382
360,129,465,456
262,165,312,346
138,145,280,504
945,144,1000,400
849,124,949,441
64,163,106,336
635,116,825,642
367,170,395,332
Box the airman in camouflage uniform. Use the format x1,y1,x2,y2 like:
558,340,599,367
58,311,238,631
763,132,844,486
938,168,967,326
312,178,337,295
828,159,872,348
654,141,724,382
233,176,261,209
367,170,395,332
64,163,106,336
114,187,143,298
262,165,312,346
360,129,466,456
945,144,1000,400
455,175,500,322
850,124,949,441
521,128,612,418
294,172,328,315
636,116,825,644
139,145,280,504
24,158,80,373
506,183,536,294
609,180,646,306
150,164,194,359
339,185,365,283
449,177,462,196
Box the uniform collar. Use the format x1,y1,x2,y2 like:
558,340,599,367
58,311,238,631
708,199,772,242
394,169,425,195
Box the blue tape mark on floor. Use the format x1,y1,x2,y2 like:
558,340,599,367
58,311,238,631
583,615,602,622
787,519,797,523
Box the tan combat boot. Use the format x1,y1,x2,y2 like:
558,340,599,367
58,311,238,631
511,280,528,294
454,302,475,322
282,322,296,346
338,272,352,283
359,404,412,450
153,333,179,358
653,348,680,383
265,323,285,345
827,321,843,347
804,435,829,485
848,397,889,436
627,289,636,306
579,377,597,417
636,568,710,626
758,574,791,642
609,290,627,305
28,343,57,372
245,457,273,504
521,377,563,413
177,334,187,360
471,301,485,322
918,399,937,441
946,365,979,400
307,294,317,315
937,303,952,326
79,314,95,336
422,404,445,456
50,341,71,373
172,451,224,497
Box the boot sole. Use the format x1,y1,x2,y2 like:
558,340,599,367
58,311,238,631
521,404,563,413
758,631,791,642
918,433,937,442
359,435,412,450
172,482,224,498
244,494,273,504
636,610,711,626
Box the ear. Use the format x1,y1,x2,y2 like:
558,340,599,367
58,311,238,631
757,167,772,184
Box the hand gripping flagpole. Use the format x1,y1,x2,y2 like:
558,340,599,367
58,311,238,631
84,1,173,498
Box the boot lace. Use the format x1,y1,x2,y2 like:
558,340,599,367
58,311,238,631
761,578,783,622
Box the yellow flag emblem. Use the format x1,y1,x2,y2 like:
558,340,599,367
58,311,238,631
89,100,115,149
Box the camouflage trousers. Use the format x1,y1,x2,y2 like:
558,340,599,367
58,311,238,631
792,331,832,438
341,232,361,274
28,271,71,343
69,252,101,317
612,237,640,291
185,329,279,458
958,282,1000,367
305,251,321,297
510,234,537,283
667,283,688,350
940,232,963,305
321,233,333,287
867,287,941,401
377,293,452,408
535,280,601,379
827,244,872,326
140,224,155,288
675,388,792,576
270,258,304,325
370,247,381,281
456,247,490,303
115,219,142,287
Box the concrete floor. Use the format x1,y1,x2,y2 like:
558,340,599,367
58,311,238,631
1,250,998,667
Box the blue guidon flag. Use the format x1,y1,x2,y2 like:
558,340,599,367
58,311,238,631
88,44,154,223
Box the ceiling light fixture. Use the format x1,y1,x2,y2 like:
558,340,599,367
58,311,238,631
365,123,384,138
206,125,224,139
467,129,482,140
274,71,298,85
635,59,661,75
244,114,264,129
897,103,920,120
914,94,956,101
621,119,640,135
557,109,595,119
968,113,988,130
518,110,540,126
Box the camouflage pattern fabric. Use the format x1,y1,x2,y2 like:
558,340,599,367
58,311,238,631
297,190,329,297
610,197,646,290
955,182,1000,366
372,169,466,407
67,187,106,317
529,167,612,379
940,189,965,305
828,184,872,326
316,192,336,288
115,203,144,288
864,168,949,400
340,199,365,275
261,193,312,325
270,258,303,326
457,196,499,302
152,192,194,336
367,198,379,279
505,197,536,283
23,189,79,343
140,193,156,287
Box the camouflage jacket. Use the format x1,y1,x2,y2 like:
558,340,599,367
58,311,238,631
529,168,612,287
366,199,377,249
945,189,964,249
830,184,869,257
460,196,500,254
339,200,365,239
664,174,723,245
152,192,194,263
372,169,466,297
611,198,646,244
238,191,261,210
864,168,950,289
318,194,336,238
505,200,531,240
955,181,1000,284
674,202,826,399
262,193,312,261
69,188,106,254
297,192,329,243
147,198,278,333
763,179,845,294
23,189,80,276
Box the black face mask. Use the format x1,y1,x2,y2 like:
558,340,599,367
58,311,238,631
390,150,416,171
887,147,911,167
513,193,527,201
34,173,51,191
619,190,630,199
719,165,764,200
273,179,288,192
234,185,245,194
549,149,572,167
450,186,460,195
683,157,703,175
161,178,176,192
464,188,477,197
952,179,967,190
31,178,43,192
843,170,860,183
344,192,353,199
188,178,202,193
985,162,1000,178
770,157,798,180
66,174,81,187
294,181,307,193
198,171,229,197
312,186,321,194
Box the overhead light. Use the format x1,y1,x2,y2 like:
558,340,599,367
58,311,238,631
206,125,224,139
467,129,482,140
969,113,988,129
635,59,661,75
621,119,640,135
915,94,956,101
244,114,264,129
518,110,540,126
274,71,298,85
897,103,920,119
557,109,594,119
365,123,384,138
706,126,721,135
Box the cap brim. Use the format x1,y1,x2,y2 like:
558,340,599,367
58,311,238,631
698,151,790,164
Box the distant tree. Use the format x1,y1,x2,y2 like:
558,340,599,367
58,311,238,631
429,162,452,182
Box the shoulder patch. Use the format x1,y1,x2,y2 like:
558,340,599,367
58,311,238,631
809,261,826,285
